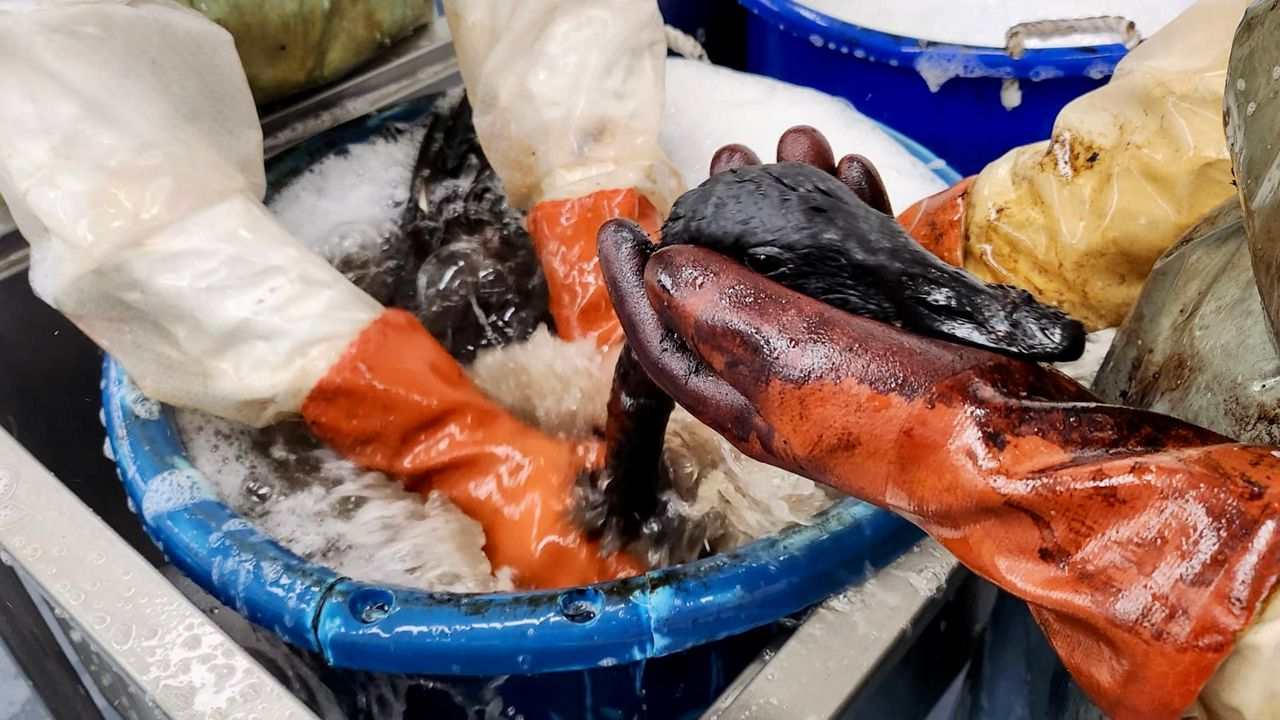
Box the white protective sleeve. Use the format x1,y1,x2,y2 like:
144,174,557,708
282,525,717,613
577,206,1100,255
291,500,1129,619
0,200,13,236
445,0,684,213
963,0,1249,331
0,0,382,427
1195,592,1280,720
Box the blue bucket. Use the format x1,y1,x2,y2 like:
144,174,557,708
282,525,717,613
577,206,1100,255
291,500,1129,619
739,0,1130,176
102,96,960,717
660,0,749,67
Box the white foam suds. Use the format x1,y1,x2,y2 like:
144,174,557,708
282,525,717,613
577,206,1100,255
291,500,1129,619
1053,328,1118,388
175,411,509,593
468,329,839,550
141,468,217,518
270,126,426,259
663,59,946,211
799,0,1196,49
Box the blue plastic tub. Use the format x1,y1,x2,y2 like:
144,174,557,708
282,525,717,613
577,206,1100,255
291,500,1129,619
102,95,961,717
660,0,749,67
740,0,1130,176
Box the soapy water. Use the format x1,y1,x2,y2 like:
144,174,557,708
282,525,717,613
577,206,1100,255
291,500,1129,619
798,0,1196,50
176,411,510,592
267,124,424,307
172,62,954,593
177,325,839,590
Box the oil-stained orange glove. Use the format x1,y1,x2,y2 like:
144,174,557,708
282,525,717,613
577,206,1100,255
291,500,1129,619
897,178,974,267
302,309,644,589
599,172,1280,720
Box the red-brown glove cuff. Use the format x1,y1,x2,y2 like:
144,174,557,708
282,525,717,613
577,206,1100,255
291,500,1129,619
897,176,975,267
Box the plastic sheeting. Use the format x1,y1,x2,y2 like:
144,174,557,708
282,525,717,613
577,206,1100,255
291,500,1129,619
177,0,435,103
1092,202,1280,442
1092,3,1280,716
0,1,381,426
962,0,1248,330
1226,0,1280,352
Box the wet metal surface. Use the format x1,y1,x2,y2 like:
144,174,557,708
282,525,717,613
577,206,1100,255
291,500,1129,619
704,540,990,720
0,641,51,720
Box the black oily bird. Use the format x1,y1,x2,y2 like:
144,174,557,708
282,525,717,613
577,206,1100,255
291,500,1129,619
396,90,553,362
588,154,1086,550
663,163,1085,362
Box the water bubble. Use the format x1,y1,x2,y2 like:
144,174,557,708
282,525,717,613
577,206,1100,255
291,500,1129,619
350,587,395,624
0,466,14,500
110,622,135,650
556,587,604,624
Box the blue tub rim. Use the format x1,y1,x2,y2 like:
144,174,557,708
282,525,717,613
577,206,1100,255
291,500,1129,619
739,0,1129,82
100,100,957,677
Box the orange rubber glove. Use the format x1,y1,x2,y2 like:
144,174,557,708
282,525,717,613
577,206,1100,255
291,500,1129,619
445,0,683,350
601,222,1280,720
600,142,1275,718
302,309,644,588
526,190,662,349
897,177,974,267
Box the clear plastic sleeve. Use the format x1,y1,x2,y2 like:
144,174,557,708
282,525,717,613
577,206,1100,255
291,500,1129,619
444,0,684,212
0,0,381,426
963,0,1249,330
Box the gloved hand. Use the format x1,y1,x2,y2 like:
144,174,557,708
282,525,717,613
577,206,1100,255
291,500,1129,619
588,124,1081,551
302,311,643,588
897,0,1250,331
657,128,1086,361
896,176,972,267
444,0,682,349
0,0,640,590
598,153,1280,720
